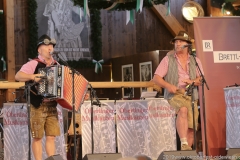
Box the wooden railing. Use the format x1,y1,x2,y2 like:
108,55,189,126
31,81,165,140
0,81,161,91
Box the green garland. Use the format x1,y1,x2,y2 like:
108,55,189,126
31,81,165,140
73,0,168,10
224,1,240,16
6,0,239,71
0,13,5,72
90,9,102,61
69,0,168,69
25,0,169,69
27,0,39,59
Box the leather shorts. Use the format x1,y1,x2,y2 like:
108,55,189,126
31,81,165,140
30,101,60,138
168,90,199,130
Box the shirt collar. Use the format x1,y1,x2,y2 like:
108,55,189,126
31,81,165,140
38,55,56,65
174,52,191,59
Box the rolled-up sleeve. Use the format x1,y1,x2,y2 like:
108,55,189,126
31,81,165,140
20,60,38,74
154,56,169,78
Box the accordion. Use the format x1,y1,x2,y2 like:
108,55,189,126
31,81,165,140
38,65,89,111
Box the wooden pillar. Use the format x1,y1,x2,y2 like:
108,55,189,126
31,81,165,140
3,0,16,102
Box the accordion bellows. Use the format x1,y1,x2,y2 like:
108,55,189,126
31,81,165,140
38,65,88,111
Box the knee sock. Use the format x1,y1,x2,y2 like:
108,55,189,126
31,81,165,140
180,138,188,146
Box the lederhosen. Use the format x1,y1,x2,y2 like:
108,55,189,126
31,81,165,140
164,54,199,130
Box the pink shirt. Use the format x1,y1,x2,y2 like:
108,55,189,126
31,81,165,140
20,55,57,74
154,53,204,88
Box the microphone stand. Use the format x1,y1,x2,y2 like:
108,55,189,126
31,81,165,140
19,81,37,160
55,54,79,160
190,47,210,156
89,84,101,154
27,84,31,160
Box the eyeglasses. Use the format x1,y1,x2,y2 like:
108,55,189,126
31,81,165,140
38,38,56,46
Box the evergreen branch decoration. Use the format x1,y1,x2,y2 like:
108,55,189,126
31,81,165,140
0,13,5,71
72,0,168,10
27,0,39,59
90,9,102,61
26,0,168,69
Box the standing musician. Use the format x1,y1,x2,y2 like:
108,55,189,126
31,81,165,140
152,31,204,150
15,34,62,160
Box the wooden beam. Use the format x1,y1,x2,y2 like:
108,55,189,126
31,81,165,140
0,81,161,90
3,0,16,101
151,4,185,36
0,81,24,89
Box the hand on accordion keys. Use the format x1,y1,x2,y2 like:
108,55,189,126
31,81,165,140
34,74,47,82
35,76,47,79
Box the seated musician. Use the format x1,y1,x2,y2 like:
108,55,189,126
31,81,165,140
152,31,204,150
15,34,62,160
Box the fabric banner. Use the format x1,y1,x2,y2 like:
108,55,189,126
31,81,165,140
2,103,66,160
116,99,176,159
116,100,150,157
193,17,240,156
224,87,240,148
81,101,116,158
81,99,176,159
147,99,176,158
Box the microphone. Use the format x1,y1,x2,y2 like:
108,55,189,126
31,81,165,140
50,51,59,55
181,44,192,49
35,76,47,79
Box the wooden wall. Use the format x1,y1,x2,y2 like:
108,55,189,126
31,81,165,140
100,8,173,60
135,8,172,53
101,10,137,59
101,0,207,60
14,0,28,73
0,0,4,81
8,0,208,76
111,50,167,99
0,0,2,9
0,0,5,106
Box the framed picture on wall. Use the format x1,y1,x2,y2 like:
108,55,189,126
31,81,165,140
122,64,134,98
139,61,152,93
